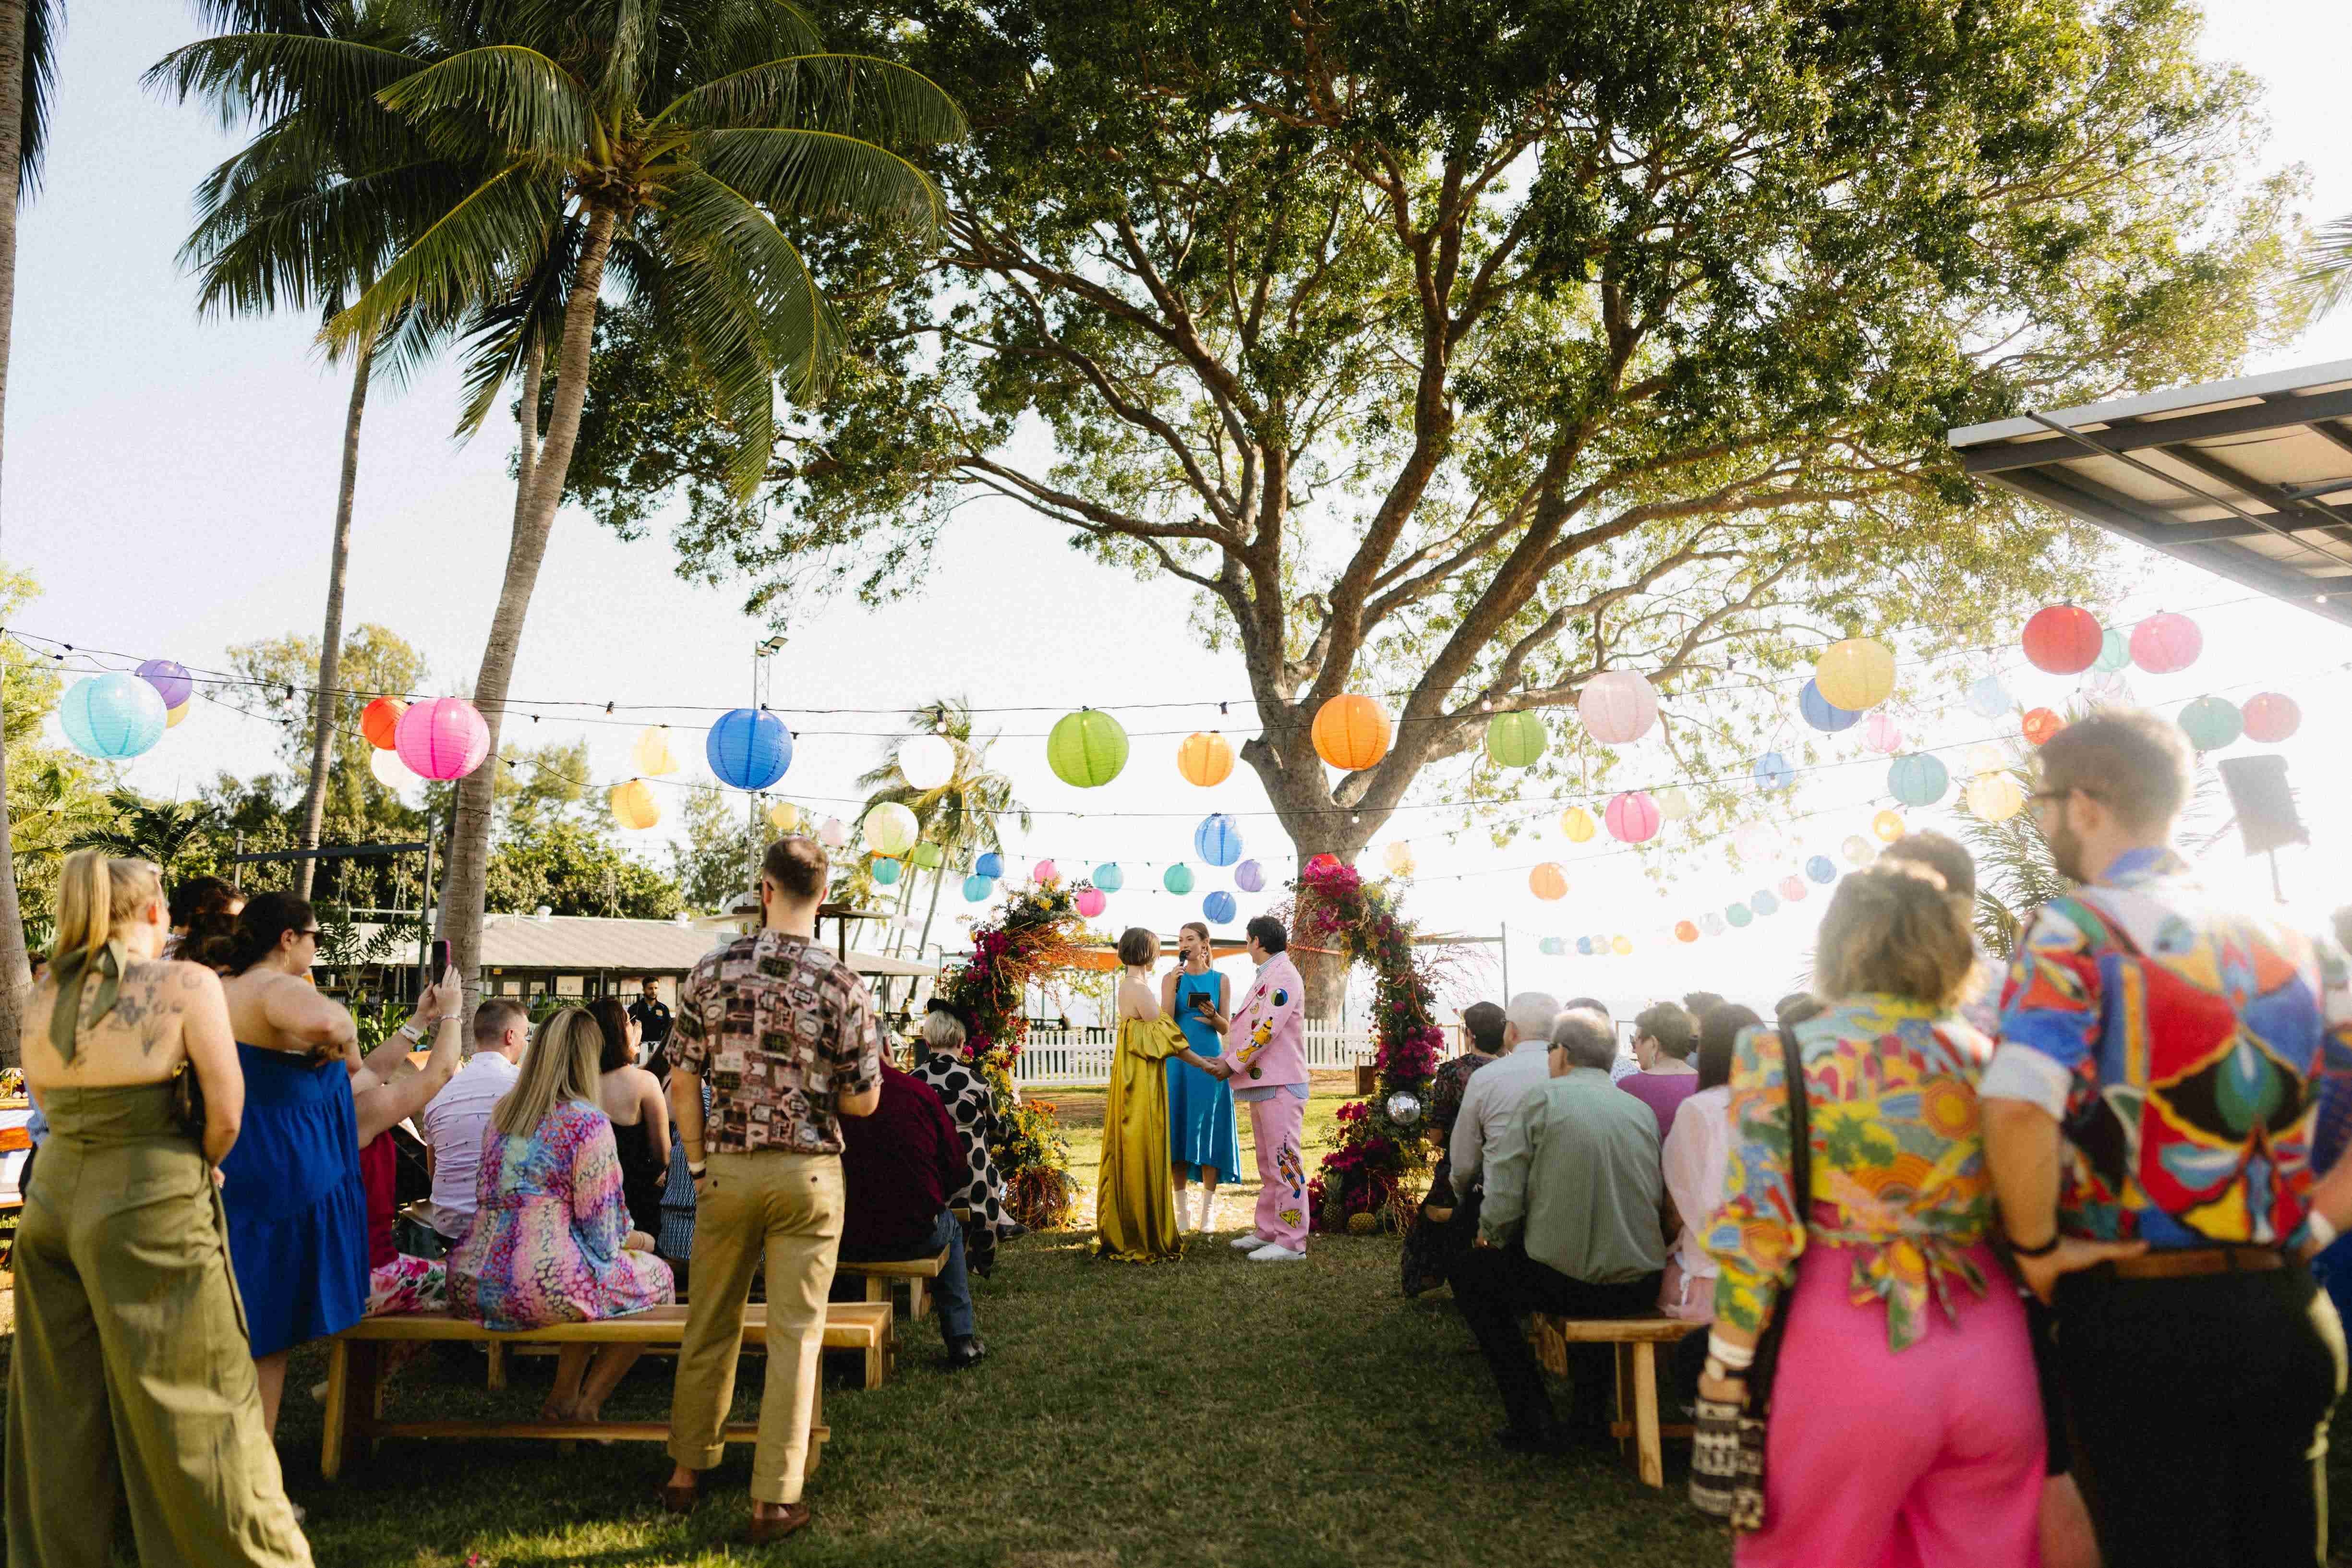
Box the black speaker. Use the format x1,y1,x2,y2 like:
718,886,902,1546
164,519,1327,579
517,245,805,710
2217,754,2306,856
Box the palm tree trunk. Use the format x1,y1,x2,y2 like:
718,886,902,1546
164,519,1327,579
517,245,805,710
0,0,33,1068
294,340,373,900
439,207,616,1020
914,861,947,966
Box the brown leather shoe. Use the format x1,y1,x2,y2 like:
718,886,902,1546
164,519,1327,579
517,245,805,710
747,1502,811,1544
658,1477,698,1515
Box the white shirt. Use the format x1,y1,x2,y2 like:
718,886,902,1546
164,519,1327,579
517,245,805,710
422,1050,520,1239
1660,1083,1734,1317
1449,1039,1554,1200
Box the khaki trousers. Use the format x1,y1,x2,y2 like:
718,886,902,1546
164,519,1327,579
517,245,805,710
665,1150,844,1505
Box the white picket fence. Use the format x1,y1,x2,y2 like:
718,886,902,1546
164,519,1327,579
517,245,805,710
1009,1025,1416,1088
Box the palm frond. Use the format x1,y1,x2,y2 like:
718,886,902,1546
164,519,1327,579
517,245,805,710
323,159,565,357
450,211,579,434
700,127,944,237
2296,212,2352,320
654,53,967,147
20,0,58,195
375,44,590,168
145,31,427,131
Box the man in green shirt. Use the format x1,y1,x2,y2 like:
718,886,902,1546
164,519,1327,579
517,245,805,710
1454,1009,1666,1450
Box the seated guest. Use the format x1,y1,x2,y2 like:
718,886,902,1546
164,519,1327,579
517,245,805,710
1452,1011,1666,1449
164,874,242,961
422,999,530,1250
656,1074,711,1298
1620,1000,1701,1138
839,1058,987,1369
448,1007,674,1424
907,999,1024,1277
1660,1003,1760,1322
1448,991,1561,1200
1402,999,1505,1297
588,996,670,1239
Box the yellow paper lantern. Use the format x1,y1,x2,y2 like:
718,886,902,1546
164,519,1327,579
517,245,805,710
1611,935,1632,955
863,802,920,857
1966,773,2025,822
1382,841,1416,876
1311,694,1392,771
610,779,660,831
631,725,679,776
1559,806,1596,843
767,799,800,832
1529,863,1568,901
1815,638,1896,711
1872,808,1906,843
165,701,189,729
1176,731,1235,787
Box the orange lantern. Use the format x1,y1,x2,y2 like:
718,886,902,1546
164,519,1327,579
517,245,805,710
361,696,406,751
1872,808,1906,842
610,779,660,831
1177,731,1234,787
1312,694,1392,771
2021,707,2063,747
1529,862,1568,901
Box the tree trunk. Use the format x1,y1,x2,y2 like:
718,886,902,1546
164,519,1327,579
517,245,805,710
1240,732,1379,1023
439,213,613,1020
914,861,948,969
295,340,374,900
0,0,33,1068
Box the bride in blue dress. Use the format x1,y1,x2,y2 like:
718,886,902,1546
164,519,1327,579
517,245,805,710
1159,921,1242,1233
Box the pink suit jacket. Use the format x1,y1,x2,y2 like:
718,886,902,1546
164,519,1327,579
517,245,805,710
1227,952,1307,1086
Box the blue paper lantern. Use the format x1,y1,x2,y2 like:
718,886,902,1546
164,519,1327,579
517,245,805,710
706,708,792,790
1092,862,1124,893
1805,855,1836,884
1234,859,1265,893
1539,937,1565,955
1887,753,1950,807
1576,937,1593,954
1164,863,1195,894
1193,813,1243,867
1966,675,2012,721
60,673,167,760
1753,750,1797,793
974,852,1004,880
962,873,994,902
1798,680,1861,733
1725,903,1753,929
1751,890,1780,917
1202,890,1237,924
871,857,902,885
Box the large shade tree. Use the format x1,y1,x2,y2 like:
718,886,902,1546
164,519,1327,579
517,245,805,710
568,0,2308,1009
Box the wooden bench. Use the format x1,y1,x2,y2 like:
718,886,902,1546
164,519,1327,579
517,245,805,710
834,1247,949,1321
322,1301,894,1480
1528,1314,1701,1488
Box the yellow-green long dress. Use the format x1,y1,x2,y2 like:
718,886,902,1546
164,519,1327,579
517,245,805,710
1096,1015,1186,1262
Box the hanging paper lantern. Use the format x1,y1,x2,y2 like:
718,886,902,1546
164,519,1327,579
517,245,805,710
706,708,792,790
369,748,410,790
1674,920,1700,943
1966,675,2013,721
1047,709,1129,788
1074,887,1107,918
912,842,944,870
610,780,661,831
1966,773,2025,822
963,873,994,902
2178,696,2243,752
165,701,190,729
1093,862,1124,892
1234,860,1265,893
2094,628,2131,673
1305,853,1343,876
1194,813,1244,867
632,725,679,776
1862,712,1905,755
1961,745,2003,778
1798,679,1862,733
2130,612,2201,675
1887,754,1949,807
1311,694,1391,770
394,696,490,780
1033,859,1061,884
1735,822,1776,861
767,800,801,832
134,658,193,710
871,857,903,886
897,734,956,792
810,817,849,850
1575,937,1593,955
1726,902,1754,928
1611,935,1632,955
1814,639,1895,711
1604,791,1661,844
1176,731,1234,788
1806,855,1836,884
2021,708,2064,747
1751,890,1781,917
1382,842,1416,876
2023,605,2103,675
1778,875,1807,902
2243,693,2301,744
1655,785,1693,821
1202,891,1237,925
863,802,919,857
974,851,1004,880
1529,863,1568,901
1752,751,1796,793
1872,808,1906,842
1540,936,1566,956
358,696,406,751
1842,834,1875,865
1484,710,1547,768
1559,806,1597,843
1164,863,1195,894
1578,670,1660,745
1702,913,1727,937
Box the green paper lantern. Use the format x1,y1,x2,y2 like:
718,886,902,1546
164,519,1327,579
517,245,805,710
911,842,944,869
1048,708,1129,788
2178,695,2243,753
1484,710,1547,768
1163,863,1195,894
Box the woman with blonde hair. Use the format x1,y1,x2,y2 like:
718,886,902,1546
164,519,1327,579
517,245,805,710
1097,927,1232,1261
448,1007,675,1423
1697,862,2042,1566
909,999,1021,1274
7,851,310,1565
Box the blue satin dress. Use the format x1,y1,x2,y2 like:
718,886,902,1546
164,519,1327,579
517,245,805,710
1166,970,1243,1181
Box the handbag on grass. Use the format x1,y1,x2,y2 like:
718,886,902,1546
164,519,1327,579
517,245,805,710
1689,1023,1812,1531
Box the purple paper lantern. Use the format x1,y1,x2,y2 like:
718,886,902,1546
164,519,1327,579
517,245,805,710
136,658,193,710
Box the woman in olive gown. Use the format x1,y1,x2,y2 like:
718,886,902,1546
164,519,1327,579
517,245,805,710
1097,928,1233,1262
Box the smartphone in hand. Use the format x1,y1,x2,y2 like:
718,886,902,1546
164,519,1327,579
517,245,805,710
430,939,451,981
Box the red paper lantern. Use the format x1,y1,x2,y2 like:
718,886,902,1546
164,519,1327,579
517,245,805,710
2130,612,2201,675
1305,853,1342,876
2021,707,2063,746
361,696,406,751
2242,692,2301,744
2022,605,2102,675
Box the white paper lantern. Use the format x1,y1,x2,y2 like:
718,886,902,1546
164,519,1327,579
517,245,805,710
1655,785,1694,821
1966,743,2006,777
631,725,679,776
369,748,412,791
1578,670,1660,745
817,816,850,850
1735,822,1775,862
1382,841,1416,876
898,734,956,792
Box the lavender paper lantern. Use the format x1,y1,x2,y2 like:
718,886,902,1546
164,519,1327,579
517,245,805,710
1752,751,1797,793
136,658,193,710
1234,859,1266,893
393,696,490,780
1798,679,1861,733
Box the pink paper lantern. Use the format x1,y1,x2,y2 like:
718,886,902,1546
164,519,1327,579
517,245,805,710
1032,859,1060,884
2243,692,2301,743
1604,790,1661,843
393,697,490,780
1863,712,1905,755
1778,874,1807,902
2130,612,2202,675
1074,887,1107,918
1578,670,1659,746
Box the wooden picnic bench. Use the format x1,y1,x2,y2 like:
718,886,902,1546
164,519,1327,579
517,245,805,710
321,1301,894,1480
1528,1314,1702,1489
834,1246,949,1321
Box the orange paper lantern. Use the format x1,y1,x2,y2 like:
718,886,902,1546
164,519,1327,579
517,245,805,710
2021,707,2063,746
1528,863,1568,901
1176,731,1235,787
1312,694,1392,771
361,696,406,751
610,779,660,831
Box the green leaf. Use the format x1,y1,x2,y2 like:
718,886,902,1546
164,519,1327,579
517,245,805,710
324,161,566,357
656,53,967,147
376,45,591,169
145,31,427,132
700,127,944,237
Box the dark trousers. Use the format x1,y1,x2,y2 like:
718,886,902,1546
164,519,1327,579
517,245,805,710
1452,1243,1661,1432
2054,1262,2346,1567
838,1209,977,1344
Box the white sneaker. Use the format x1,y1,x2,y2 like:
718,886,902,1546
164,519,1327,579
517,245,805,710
1247,1243,1306,1263
1230,1232,1268,1250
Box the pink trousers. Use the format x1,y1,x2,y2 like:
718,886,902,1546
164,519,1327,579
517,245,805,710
1244,1094,1308,1251
1736,1242,2043,1568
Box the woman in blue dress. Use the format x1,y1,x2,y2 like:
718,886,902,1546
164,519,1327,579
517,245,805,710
1159,921,1242,1233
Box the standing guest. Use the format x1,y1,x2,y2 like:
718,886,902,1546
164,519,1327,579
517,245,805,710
24,949,46,984
422,1000,530,1250
838,1060,988,1367
1659,1003,1761,1323
1098,928,1232,1262
1620,1001,1702,1139
662,836,885,1544
1449,991,1564,1200
1401,999,1506,1297
1217,916,1312,1261
629,977,673,1061
1982,708,2352,1566
1882,831,2003,1036
448,1007,673,1424
7,852,311,1567
1162,920,1241,1232
1453,1011,1666,1449
1700,863,2044,1568
165,874,243,960
589,996,670,1238
909,1000,1023,1277
1683,991,1726,1022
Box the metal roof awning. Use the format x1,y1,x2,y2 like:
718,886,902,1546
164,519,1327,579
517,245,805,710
1948,359,2352,628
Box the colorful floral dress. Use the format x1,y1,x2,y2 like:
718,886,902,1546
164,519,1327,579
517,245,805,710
448,1099,675,1331
1704,996,1996,1350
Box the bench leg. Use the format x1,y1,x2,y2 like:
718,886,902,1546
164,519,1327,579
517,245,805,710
485,1339,507,1392
1632,1340,1663,1488
320,1339,379,1482
864,1276,889,1308
865,1333,883,1391
907,1276,929,1321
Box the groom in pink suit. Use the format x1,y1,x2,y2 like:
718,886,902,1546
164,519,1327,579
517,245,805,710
1222,916,1311,1261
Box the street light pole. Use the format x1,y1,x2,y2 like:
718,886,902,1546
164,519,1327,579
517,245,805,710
750,635,787,888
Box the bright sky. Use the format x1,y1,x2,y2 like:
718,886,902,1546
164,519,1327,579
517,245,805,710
12,3,2352,1026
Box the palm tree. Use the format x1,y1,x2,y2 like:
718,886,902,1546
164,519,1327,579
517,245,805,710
855,699,1030,965
67,791,224,881
2299,213,2352,318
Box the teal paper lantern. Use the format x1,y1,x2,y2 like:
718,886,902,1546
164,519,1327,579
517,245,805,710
60,673,167,760
1092,862,1124,893
2094,628,2130,673
1725,902,1753,928
962,873,994,902
1193,813,1243,867
1163,863,1195,894
2178,695,2243,753
1202,891,1237,924
871,857,903,885
1887,753,1950,807
1047,708,1129,788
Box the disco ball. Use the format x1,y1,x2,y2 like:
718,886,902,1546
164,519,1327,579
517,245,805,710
1386,1092,1422,1127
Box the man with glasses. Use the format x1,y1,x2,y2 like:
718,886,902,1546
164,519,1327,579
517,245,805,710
1980,707,2352,1565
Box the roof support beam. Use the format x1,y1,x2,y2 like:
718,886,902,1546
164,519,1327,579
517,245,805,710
1960,387,2352,473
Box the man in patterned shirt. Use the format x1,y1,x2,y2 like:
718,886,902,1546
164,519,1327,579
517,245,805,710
661,835,882,1544
1982,708,2352,1566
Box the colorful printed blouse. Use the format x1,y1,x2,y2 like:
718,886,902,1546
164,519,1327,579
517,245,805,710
1704,996,1997,1351
1983,847,2352,1248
